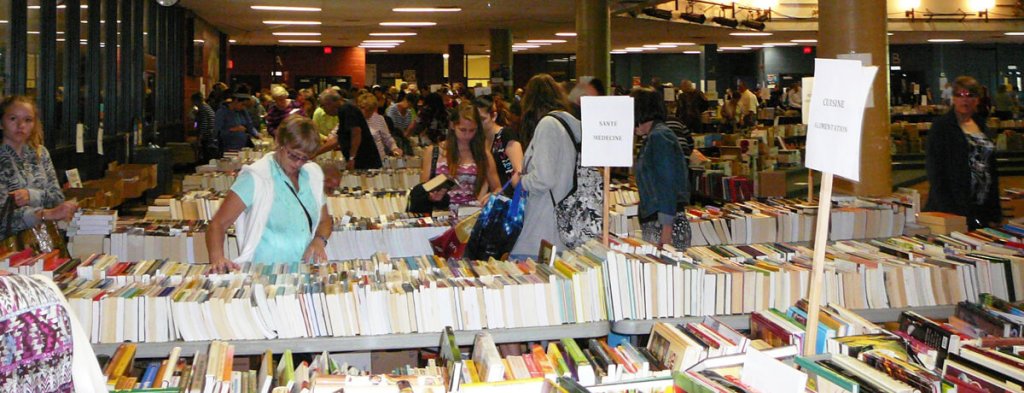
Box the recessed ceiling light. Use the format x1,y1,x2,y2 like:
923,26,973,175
684,51,701,54
556,32,577,37
370,32,417,36
272,32,322,36
791,39,817,43
766,42,798,46
279,40,322,43
527,39,567,43
251,5,321,12
730,32,772,36
392,7,461,12
928,38,963,43
379,22,437,27
193,39,205,43
719,47,752,51
368,49,388,53
887,32,894,36
229,39,237,43
0,20,7,23
1006,32,1024,36
660,42,694,46
264,21,321,25
363,40,405,43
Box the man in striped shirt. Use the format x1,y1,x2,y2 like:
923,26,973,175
192,92,218,161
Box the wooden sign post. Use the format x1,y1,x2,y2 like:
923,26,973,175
800,58,878,356
580,95,636,247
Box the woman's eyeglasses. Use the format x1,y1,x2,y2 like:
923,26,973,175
282,147,310,164
954,91,979,98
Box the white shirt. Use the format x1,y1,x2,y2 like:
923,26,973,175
787,89,802,109
739,89,759,114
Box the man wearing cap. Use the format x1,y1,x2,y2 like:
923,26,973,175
215,89,259,152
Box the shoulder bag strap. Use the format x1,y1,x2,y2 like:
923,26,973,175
430,145,441,178
282,179,314,234
543,112,581,205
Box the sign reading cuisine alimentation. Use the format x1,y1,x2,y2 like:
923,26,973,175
804,58,878,182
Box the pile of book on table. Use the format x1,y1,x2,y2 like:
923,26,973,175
98,294,1024,393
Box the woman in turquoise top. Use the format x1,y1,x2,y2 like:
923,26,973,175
206,117,332,271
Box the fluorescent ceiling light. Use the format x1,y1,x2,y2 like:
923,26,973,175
928,38,963,43
626,47,656,51
660,42,694,46
279,39,322,43
765,42,797,46
791,39,817,43
379,22,437,27
624,48,644,52
360,43,399,47
719,47,752,51
556,32,577,37
392,7,461,12
887,32,894,36
264,20,321,25
743,44,772,48
684,51,701,54
229,39,237,43
512,45,541,48
1005,32,1024,36
251,5,321,12
368,49,388,53
363,40,405,43
272,32,321,36
527,39,567,43
370,32,417,36
730,32,772,36
610,51,627,54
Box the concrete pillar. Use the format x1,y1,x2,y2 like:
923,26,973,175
576,0,610,85
701,44,719,99
490,29,513,96
448,44,466,86
819,0,891,196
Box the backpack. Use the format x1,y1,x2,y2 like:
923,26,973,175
545,112,604,249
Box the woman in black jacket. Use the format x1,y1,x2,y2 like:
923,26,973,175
925,76,1001,229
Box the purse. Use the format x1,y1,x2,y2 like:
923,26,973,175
464,181,526,261
1,195,69,257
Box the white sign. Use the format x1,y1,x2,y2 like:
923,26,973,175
801,77,814,125
580,96,634,168
804,58,878,182
837,53,875,108
741,348,807,393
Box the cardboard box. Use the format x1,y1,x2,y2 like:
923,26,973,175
758,171,787,198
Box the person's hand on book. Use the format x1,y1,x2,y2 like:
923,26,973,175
428,188,448,202
302,239,327,264
210,257,240,274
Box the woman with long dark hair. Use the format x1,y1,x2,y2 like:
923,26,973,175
472,95,522,195
510,74,582,257
411,92,450,147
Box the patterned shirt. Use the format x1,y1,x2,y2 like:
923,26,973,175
965,132,995,205
0,274,75,392
196,102,217,149
0,144,64,238
367,113,399,160
435,153,479,209
265,99,303,137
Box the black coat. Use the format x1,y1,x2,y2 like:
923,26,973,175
924,111,1001,228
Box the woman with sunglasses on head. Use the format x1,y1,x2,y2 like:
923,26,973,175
206,116,332,272
925,76,1001,230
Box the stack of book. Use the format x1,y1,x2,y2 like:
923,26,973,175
61,255,608,344
181,172,236,193
0,248,72,277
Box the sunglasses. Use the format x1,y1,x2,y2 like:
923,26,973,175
282,147,310,164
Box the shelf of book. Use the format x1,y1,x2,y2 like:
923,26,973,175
608,305,955,335
90,322,611,358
